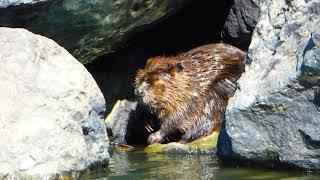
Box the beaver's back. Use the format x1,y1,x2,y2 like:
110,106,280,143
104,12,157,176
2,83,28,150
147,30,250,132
134,43,246,143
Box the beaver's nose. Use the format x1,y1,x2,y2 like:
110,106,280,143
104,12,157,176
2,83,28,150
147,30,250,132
134,88,145,97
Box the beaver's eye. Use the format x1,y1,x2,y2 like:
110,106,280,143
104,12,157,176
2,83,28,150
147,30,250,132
176,62,184,72
155,77,160,81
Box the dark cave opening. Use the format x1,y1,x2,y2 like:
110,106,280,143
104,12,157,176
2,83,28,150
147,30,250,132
85,0,239,114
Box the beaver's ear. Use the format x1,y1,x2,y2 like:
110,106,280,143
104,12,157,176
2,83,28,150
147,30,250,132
176,62,184,72
146,58,152,66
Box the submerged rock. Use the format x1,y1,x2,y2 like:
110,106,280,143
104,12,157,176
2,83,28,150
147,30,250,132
0,0,192,63
218,0,320,170
0,28,109,177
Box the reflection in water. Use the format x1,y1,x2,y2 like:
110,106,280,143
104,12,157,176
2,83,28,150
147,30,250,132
86,150,320,180
140,154,220,180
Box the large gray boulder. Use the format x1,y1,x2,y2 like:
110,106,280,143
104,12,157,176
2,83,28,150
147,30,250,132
218,0,320,170
0,28,109,178
0,0,192,63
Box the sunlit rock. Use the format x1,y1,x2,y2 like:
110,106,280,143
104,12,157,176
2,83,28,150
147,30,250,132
0,27,109,178
105,99,157,145
219,0,320,170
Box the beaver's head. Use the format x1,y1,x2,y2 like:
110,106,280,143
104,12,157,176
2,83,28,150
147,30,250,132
134,59,184,115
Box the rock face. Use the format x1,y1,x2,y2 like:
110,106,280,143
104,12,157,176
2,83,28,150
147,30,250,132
0,0,47,8
0,28,109,177
222,0,260,48
0,0,192,63
105,100,157,145
105,100,138,144
218,0,320,170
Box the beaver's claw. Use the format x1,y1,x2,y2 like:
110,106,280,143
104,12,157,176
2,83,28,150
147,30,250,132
147,131,163,144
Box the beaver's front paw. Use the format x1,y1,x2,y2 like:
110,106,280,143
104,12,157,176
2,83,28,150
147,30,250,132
147,131,163,144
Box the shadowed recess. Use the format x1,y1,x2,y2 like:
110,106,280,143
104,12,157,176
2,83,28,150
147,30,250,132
85,0,234,113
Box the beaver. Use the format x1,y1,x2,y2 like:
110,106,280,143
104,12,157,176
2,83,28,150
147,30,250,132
134,43,246,144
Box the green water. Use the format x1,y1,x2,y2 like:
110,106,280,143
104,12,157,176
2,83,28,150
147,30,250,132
85,150,320,180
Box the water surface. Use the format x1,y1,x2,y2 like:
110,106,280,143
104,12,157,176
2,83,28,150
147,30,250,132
85,150,320,180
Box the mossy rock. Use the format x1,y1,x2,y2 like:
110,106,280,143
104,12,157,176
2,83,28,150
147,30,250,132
0,0,192,63
145,131,219,154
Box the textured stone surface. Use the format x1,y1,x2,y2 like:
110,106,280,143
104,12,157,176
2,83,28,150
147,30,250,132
222,0,260,48
0,27,109,177
0,0,192,63
218,0,320,170
0,0,47,8
105,99,157,145
105,100,138,144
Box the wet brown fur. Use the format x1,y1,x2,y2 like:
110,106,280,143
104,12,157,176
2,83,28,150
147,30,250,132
134,43,246,143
